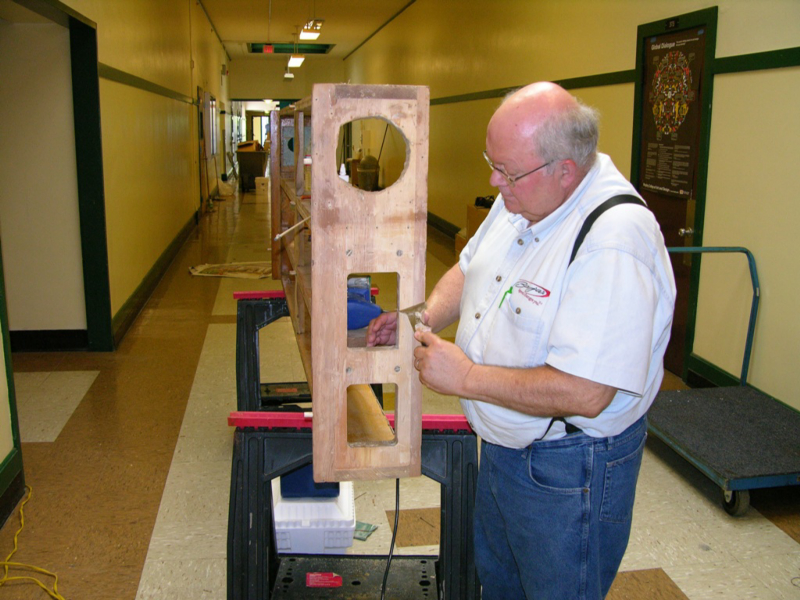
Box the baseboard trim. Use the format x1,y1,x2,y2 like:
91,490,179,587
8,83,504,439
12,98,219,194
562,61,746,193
685,353,740,388
0,453,25,530
111,212,197,346
428,212,459,238
10,329,89,352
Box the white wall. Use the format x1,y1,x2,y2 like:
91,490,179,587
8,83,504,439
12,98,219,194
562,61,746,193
0,21,86,331
0,332,13,464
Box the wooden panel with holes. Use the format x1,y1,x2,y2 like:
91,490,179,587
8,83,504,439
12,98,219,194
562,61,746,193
271,84,429,482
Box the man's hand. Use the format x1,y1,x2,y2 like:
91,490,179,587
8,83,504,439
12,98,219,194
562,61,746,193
412,330,474,396
366,311,398,347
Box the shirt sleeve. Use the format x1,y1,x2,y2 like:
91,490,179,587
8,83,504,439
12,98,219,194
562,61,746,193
545,243,660,396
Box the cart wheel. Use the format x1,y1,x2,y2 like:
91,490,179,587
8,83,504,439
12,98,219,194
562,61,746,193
722,489,750,516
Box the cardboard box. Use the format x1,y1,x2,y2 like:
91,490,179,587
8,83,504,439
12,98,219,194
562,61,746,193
467,204,490,238
255,176,269,195
455,228,467,256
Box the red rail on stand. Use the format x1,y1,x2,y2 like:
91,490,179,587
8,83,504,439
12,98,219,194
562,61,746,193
233,286,380,301
228,411,473,433
232,290,288,300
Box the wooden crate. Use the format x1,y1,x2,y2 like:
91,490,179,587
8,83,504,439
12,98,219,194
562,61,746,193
271,84,430,482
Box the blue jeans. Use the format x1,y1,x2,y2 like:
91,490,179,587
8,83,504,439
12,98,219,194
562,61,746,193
475,416,647,600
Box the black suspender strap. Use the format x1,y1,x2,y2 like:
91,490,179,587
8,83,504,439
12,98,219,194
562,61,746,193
539,194,648,442
568,194,647,266
540,417,582,440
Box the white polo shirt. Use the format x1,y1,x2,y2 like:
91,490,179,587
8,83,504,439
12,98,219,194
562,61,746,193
457,154,676,448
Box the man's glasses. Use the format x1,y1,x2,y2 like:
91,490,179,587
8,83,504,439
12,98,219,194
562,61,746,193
483,151,551,188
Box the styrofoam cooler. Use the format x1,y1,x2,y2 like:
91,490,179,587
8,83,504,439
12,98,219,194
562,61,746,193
271,479,355,554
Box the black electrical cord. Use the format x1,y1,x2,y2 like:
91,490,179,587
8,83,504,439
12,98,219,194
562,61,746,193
377,123,389,162
380,478,400,600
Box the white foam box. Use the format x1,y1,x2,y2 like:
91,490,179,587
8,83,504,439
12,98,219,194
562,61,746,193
255,176,269,195
271,479,355,554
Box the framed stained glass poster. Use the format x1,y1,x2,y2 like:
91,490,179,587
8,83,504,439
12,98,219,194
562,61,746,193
630,7,717,375
640,27,705,199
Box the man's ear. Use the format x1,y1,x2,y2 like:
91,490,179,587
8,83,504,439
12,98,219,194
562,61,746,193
558,159,579,190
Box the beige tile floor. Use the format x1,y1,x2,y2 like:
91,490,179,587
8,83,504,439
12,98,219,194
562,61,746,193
14,371,99,442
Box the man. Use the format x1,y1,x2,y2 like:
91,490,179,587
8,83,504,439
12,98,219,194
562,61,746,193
368,82,675,599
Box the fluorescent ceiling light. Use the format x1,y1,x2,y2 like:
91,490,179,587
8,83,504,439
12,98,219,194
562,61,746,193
299,19,323,40
288,54,305,68
300,19,325,40
283,70,294,80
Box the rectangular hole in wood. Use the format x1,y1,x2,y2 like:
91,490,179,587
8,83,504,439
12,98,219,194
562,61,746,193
346,272,398,348
346,383,397,447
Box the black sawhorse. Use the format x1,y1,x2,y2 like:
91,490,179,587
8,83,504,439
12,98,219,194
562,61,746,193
234,289,383,412
227,412,479,600
229,292,480,599
235,292,294,412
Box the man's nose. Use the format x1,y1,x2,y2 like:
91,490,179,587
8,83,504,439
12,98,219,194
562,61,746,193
489,168,506,188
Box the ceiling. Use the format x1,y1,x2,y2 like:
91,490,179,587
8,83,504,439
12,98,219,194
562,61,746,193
0,0,415,60
0,0,49,23
200,0,415,61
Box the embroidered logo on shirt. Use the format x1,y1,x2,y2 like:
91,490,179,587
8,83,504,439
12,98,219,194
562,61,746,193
514,280,550,305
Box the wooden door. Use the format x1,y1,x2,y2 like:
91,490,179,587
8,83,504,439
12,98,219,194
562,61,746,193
631,8,717,376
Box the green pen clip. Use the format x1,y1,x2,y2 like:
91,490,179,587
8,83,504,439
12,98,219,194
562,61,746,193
499,285,513,308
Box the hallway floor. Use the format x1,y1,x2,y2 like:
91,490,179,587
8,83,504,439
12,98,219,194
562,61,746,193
1,189,798,599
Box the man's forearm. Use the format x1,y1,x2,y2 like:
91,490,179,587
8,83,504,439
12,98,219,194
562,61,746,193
461,363,617,419
425,263,464,332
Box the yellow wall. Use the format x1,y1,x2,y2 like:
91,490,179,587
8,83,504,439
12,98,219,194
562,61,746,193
229,57,345,101
342,0,800,409
61,0,228,316
65,0,193,94
99,80,196,313
191,1,231,195
697,67,800,405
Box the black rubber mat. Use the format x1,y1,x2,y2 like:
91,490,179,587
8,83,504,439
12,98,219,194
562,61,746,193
271,555,437,599
649,387,800,482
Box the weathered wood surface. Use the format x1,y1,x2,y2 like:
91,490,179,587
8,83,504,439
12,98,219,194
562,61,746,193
310,84,429,482
269,110,281,277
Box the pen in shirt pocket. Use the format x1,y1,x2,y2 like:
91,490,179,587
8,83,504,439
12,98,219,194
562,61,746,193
499,285,513,308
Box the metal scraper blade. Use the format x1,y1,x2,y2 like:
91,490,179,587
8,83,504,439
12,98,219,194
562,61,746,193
398,301,427,329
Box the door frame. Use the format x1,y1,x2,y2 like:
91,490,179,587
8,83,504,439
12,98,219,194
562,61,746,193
630,6,718,380
12,0,114,351
0,239,25,524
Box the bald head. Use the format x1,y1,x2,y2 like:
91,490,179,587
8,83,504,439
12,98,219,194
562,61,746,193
495,82,579,127
489,82,599,174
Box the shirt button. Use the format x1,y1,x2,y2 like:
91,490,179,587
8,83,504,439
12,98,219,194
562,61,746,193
534,237,540,242
515,308,521,314
517,239,524,245
475,312,481,319
496,275,502,282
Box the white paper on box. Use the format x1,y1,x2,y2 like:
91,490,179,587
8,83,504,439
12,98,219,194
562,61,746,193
271,480,356,554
